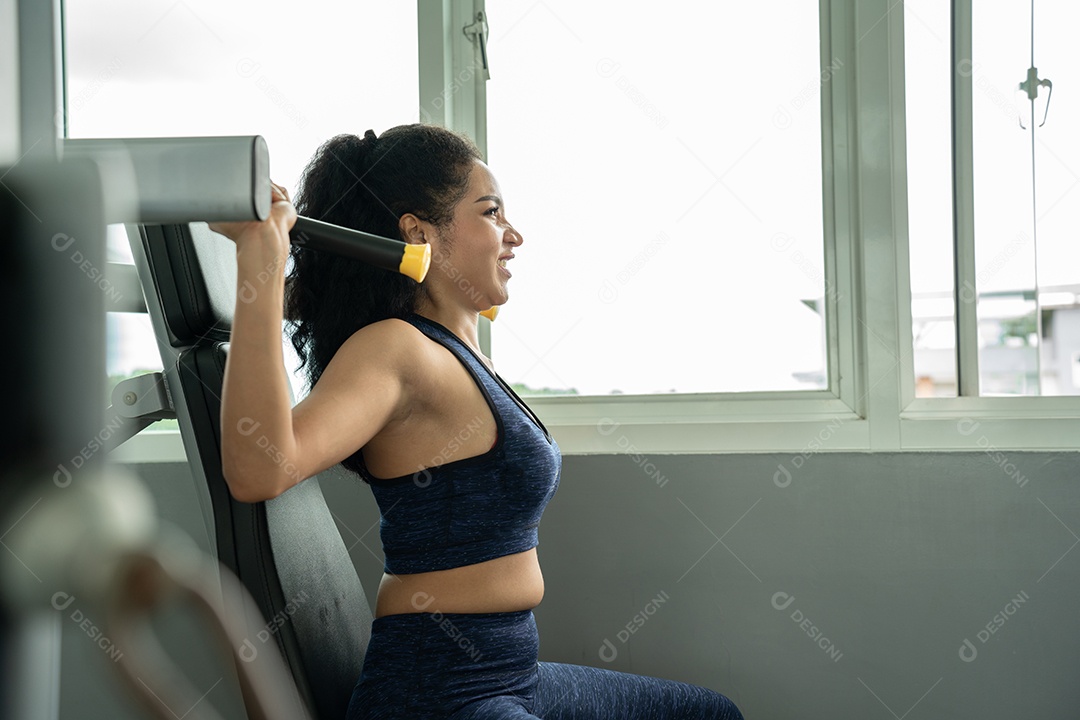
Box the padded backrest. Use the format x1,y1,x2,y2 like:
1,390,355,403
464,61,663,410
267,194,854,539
133,222,373,720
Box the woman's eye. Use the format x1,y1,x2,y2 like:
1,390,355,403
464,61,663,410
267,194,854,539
485,206,500,216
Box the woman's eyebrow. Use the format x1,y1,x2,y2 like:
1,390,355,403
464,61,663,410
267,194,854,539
474,194,503,205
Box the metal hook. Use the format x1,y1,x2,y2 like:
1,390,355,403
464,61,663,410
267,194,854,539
1018,66,1052,129
463,11,491,80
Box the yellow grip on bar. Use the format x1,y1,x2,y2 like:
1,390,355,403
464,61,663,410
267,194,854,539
398,243,431,283
480,306,499,322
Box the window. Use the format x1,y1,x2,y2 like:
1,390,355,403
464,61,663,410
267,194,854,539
905,0,1080,398
484,1,832,396
64,0,419,403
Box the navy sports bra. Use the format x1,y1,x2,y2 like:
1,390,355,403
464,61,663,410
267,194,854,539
360,313,561,574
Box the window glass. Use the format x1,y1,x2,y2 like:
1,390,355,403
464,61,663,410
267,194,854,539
905,2,1080,398
971,2,1079,396
904,0,958,398
485,1,829,396
65,0,419,401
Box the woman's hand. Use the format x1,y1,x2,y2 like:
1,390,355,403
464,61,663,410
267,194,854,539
209,181,297,256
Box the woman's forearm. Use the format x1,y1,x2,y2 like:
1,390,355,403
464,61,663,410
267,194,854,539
220,241,297,502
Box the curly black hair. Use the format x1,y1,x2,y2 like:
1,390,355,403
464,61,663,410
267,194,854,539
284,124,482,477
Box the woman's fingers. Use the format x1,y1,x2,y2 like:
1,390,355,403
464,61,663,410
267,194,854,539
271,182,290,202
209,180,294,243
269,182,298,232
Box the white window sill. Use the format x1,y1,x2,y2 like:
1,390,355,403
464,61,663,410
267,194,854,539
108,394,1080,465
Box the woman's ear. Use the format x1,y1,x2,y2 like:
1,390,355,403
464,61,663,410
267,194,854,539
398,213,427,245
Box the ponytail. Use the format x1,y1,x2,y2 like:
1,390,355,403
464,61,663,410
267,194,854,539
284,122,480,398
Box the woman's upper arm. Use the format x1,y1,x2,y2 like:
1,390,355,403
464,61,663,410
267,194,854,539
286,319,417,489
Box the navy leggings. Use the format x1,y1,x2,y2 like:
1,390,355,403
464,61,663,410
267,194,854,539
346,609,743,720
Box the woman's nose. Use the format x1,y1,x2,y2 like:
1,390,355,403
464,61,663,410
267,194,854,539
506,224,523,246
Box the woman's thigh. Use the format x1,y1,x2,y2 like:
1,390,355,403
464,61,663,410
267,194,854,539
531,661,743,720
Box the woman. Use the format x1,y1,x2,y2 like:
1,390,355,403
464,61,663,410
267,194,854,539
215,124,742,720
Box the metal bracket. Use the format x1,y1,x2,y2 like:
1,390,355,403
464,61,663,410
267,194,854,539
112,371,174,420
104,372,177,452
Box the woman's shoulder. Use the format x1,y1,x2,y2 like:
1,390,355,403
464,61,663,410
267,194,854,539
334,316,442,379
339,316,422,355
330,317,456,420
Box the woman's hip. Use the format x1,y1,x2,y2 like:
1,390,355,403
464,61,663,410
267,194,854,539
347,608,540,720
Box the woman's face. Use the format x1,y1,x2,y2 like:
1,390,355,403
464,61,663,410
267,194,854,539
433,159,523,309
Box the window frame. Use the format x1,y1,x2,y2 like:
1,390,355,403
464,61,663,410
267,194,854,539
488,0,1080,454
471,0,869,454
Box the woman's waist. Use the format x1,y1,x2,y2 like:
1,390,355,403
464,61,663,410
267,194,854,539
359,607,540,692
374,548,544,618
